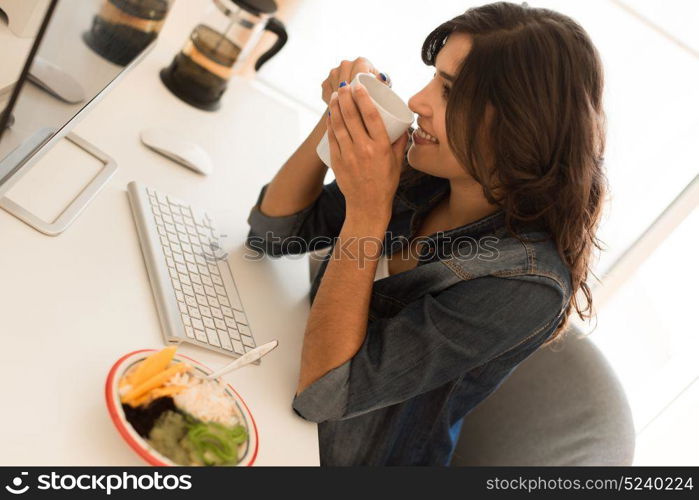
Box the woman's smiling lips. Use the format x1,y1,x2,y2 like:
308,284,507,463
412,126,439,146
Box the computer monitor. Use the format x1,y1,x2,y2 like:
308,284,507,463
0,0,163,235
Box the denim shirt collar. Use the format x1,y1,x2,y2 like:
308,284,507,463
391,168,509,261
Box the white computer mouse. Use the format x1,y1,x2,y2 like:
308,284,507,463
28,57,86,104
140,127,213,175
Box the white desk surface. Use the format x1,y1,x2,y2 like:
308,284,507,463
0,1,321,466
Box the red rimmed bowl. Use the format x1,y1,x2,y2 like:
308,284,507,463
105,349,259,466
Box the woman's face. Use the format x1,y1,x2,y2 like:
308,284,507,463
407,33,473,180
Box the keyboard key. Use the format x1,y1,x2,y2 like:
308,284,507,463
218,332,233,351
224,317,237,329
199,264,211,275
228,328,240,340
184,326,195,339
183,216,194,226
190,274,202,285
241,335,255,348
218,296,230,307
176,263,188,275
194,329,207,342
214,285,226,296
214,318,226,330
173,214,184,224
195,254,206,266
192,283,204,295
166,257,175,268
200,305,212,317
209,264,220,275
196,294,208,306
185,295,197,308
171,243,182,254
221,306,233,318
206,328,220,347
156,191,168,205
188,306,201,319
233,310,247,324
204,285,216,297
187,226,197,236
212,275,223,286
176,223,186,233
182,284,194,296
181,315,191,326
157,226,167,237
178,301,187,314
201,275,213,286
163,246,173,257
238,324,251,336
211,308,223,320
179,274,191,286
187,263,198,274
168,267,178,280
208,296,221,308
163,214,174,225
175,290,184,302
173,253,185,264
160,236,169,247
203,316,215,329
192,318,204,330
232,339,244,354
184,252,195,264
172,279,182,291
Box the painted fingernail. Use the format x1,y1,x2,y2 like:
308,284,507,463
327,110,331,116
331,91,338,100
379,72,388,82
338,81,347,88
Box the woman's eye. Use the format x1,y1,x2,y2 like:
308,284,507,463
442,84,451,99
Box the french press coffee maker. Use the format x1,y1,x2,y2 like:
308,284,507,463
160,0,288,111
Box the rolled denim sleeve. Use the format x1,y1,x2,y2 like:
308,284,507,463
246,181,346,256
292,276,564,422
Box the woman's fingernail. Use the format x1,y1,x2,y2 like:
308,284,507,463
339,81,347,88
379,72,388,82
327,110,331,116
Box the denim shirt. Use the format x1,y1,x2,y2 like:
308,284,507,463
246,167,572,466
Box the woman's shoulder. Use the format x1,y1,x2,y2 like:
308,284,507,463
444,228,572,302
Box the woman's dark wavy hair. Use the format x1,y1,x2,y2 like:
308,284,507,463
423,2,607,341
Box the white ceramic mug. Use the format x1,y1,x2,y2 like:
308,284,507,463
316,72,414,168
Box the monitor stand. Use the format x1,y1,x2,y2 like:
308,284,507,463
0,133,116,236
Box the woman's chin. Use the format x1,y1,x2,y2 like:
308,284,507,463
407,145,442,176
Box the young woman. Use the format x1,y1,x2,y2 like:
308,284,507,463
246,1,606,465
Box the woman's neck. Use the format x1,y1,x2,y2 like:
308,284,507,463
442,177,499,229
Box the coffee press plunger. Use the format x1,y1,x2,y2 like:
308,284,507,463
160,0,288,111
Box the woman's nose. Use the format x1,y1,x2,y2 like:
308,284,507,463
408,88,430,117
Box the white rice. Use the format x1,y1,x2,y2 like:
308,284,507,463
167,372,241,427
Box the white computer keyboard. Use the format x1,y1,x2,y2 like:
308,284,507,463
127,181,256,358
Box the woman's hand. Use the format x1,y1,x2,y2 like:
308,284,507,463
321,57,389,106
327,83,409,226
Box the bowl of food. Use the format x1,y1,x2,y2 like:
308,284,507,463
106,346,258,466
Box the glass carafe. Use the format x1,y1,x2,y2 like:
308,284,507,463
160,0,288,111
84,0,173,66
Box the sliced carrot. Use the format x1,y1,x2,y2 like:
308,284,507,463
122,346,178,389
121,363,188,404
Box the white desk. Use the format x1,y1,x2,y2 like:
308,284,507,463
0,1,320,466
